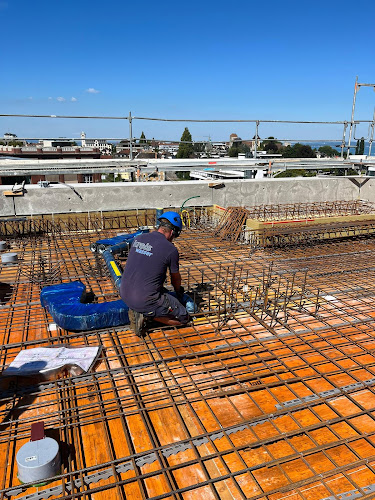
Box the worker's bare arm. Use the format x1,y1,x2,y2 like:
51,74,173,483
171,272,182,293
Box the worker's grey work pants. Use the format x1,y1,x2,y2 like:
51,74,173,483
144,292,189,324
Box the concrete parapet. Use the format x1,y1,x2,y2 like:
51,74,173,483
0,194,18,217
0,177,372,217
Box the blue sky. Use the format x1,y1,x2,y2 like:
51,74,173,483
1,0,375,142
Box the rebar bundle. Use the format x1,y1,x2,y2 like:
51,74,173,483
244,200,375,221
0,210,157,239
213,207,249,241
214,201,375,247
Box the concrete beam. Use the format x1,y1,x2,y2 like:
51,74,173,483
0,177,372,217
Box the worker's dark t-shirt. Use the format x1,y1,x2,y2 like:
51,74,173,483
120,231,179,313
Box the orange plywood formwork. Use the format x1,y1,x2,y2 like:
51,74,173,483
3,209,375,499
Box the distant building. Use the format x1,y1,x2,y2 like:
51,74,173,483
81,132,112,155
229,133,242,146
158,143,179,157
40,139,75,148
0,144,101,160
229,133,260,152
4,132,17,141
2,132,25,146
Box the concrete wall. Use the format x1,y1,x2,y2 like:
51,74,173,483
0,177,373,217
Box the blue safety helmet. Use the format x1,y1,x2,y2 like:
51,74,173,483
158,211,183,237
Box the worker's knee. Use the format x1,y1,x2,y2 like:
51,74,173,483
155,293,189,324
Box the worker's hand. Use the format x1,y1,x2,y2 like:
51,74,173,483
176,286,185,301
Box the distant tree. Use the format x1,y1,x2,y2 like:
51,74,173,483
355,137,365,155
277,166,361,177
360,138,364,154
228,143,250,157
301,144,316,157
103,173,123,181
275,169,316,178
318,145,340,157
8,140,23,147
295,144,316,158
228,145,238,157
177,128,194,158
355,138,365,155
275,169,307,178
103,173,115,182
228,146,240,158
282,143,316,158
281,145,292,157
139,131,146,145
261,137,281,154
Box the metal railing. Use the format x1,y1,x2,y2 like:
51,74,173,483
1,78,375,159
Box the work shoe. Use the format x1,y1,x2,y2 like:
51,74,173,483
128,309,145,337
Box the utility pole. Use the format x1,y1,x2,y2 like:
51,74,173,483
253,121,259,159
369,107,375,157
128,111,133,160
340,122,348,158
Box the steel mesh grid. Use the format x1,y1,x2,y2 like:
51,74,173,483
2,216,375,499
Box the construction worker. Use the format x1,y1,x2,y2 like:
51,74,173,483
120,211,189,336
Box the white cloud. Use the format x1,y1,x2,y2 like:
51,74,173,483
48,97,53,100
71,97,77,102
57,96,66,102
86,88,100,94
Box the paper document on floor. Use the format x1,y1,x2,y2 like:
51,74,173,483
3,346,101,377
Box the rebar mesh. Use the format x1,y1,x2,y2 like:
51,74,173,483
2,210,375,499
